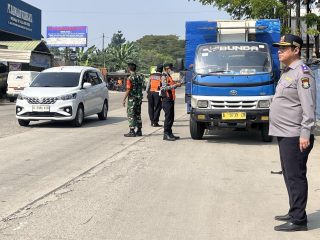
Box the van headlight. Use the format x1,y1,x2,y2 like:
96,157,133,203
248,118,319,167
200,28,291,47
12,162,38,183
57,93,77,101
197,100,208,108
17,94,27,100
258,100,270,108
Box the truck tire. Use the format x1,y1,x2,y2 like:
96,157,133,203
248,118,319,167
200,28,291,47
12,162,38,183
18,119,30,127
72,105,84,127
9,97,15,103
98,100,108,120
261,123,273,142
190,116,205,140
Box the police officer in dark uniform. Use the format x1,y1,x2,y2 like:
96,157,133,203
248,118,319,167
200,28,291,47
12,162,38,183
269,34,317,231
161,63,182,141
147,64,163,127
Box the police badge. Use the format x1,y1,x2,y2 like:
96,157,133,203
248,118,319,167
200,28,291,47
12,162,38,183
301,77,310,89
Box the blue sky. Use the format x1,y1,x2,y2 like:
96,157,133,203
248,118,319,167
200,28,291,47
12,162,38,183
23,0,230,47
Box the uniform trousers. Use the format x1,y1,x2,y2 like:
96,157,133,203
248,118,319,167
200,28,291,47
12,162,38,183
147,92,162,124
277,135,314,225
162,98,174,135
127,97,142,129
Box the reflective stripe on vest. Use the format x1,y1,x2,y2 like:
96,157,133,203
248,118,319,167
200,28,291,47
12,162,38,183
150,73,162,92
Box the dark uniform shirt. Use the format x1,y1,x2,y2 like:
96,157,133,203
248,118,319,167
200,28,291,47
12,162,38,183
269,60,317,138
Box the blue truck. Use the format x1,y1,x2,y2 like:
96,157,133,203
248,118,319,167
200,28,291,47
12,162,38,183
184,19,281,142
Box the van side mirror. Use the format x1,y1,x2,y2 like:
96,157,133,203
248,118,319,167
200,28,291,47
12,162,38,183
83,82,92,89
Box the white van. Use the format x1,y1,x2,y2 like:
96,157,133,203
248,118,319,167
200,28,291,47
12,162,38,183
7,71,40,102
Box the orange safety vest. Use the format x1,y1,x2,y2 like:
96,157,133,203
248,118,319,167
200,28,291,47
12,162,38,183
163,74,175,100
149,73,162,92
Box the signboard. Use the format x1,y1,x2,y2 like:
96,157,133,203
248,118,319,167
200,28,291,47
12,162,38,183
46,26,88,47
0,0,42,40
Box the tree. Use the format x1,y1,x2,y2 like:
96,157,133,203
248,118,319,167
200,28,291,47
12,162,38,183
191,0,283,19
105,42,139,71
76,45,97,66
304,12,320,58
136,35,185,71
109,31,126,48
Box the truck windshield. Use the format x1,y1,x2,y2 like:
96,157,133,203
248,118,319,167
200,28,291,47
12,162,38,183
195,44,272,75
30,72,80,87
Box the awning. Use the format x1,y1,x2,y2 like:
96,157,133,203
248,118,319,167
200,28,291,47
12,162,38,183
0,40,52,67
0,49,31,63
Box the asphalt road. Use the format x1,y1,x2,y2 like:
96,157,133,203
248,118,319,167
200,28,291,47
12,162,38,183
0,88,319,240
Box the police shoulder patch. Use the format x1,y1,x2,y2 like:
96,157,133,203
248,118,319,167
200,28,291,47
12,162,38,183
301,64,310,74
301,77,310,89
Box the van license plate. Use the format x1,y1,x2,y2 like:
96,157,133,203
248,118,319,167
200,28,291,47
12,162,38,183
32,105,50,112
222,112,246,120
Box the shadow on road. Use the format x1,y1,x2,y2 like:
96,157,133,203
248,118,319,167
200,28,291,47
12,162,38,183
308,210,320,230
27,116,127,129
203,129,277,146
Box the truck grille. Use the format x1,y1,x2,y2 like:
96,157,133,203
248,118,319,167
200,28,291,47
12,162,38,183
210,100,257,109
27,97,57,104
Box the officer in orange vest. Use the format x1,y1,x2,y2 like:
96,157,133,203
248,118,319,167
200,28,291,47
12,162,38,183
161,63,182,141
147,64,163,127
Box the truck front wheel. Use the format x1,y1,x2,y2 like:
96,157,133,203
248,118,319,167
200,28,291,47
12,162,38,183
261,123,273,142
190,116,205,140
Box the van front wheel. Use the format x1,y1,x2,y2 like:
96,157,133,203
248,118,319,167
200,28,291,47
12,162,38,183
18,119,30,127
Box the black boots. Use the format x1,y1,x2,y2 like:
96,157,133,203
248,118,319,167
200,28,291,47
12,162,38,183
151,122,162,127
124,128,142,137
170,134,180,140
136,128,142,136
124,129,136,137
163,133,175,141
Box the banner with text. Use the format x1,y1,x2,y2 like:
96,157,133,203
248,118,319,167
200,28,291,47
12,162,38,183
47,26,88,47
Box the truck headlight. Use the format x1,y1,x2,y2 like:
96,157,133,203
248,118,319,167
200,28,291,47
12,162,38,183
258,100,270,108
197,100,208,108
57,93,77,101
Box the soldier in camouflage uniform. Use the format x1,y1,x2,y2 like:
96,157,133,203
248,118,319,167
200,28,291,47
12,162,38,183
123,63,144,137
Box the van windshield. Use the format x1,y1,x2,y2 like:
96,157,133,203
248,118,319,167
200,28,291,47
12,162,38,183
30,72,80,87
195,43,272,75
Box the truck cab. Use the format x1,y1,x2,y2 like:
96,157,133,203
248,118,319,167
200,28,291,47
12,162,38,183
185,19,281,142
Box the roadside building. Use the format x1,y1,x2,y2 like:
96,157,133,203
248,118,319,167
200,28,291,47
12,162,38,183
0,0,53,96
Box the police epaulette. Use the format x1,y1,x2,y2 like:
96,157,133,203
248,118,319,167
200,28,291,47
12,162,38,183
301,64,310,73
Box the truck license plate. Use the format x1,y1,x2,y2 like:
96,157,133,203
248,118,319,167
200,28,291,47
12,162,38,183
222,112,246,120
32,105,50,112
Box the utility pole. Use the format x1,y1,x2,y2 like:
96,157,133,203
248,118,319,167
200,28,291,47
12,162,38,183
102,33,105,68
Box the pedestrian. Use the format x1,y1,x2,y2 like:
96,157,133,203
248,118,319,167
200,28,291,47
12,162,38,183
123,63,144,137
147,64,163,127
161,63,182,141
269,34,317,232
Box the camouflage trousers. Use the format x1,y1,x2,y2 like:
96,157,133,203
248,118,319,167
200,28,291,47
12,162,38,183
127,97,142,129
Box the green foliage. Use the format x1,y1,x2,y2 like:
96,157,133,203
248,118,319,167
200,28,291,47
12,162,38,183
191,0,284,19
76,45,97,66
136,35,184,72
105,42,139,71
109,31,126,48
49,32,184,72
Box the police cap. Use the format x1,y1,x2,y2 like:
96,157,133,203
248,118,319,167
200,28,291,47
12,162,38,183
156,64,163,72
163,63,173,69
272,34,303,48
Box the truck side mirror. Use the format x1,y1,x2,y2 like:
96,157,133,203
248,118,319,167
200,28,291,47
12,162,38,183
176,58,184,71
